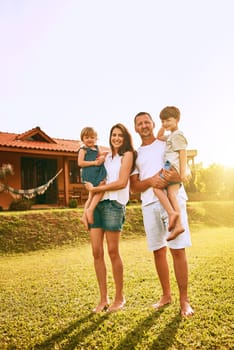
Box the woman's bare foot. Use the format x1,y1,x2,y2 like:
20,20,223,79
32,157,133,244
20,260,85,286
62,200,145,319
168,212,179,231
167,226,185,241
152,295,172,310
93,300,109,313
86,208,94,224
108,298,126,312
180,300,194,317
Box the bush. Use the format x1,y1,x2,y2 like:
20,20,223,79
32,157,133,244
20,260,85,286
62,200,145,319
68,199,78,208
9,198,33,211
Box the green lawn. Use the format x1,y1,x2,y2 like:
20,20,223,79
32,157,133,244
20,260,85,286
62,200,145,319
0,223,233,349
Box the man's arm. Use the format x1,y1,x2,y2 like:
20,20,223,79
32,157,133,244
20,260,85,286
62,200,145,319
130,167,182,194
130,172,168,193
162,167,182,183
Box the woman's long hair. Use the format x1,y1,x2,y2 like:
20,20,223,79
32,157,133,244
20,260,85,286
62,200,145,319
109,123,137,172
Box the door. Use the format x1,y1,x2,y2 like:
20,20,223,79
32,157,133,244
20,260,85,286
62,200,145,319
21,158,58,204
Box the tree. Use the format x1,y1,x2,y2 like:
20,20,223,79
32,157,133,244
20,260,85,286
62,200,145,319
185,163,234,200
197,164,224,195
0,164,14,180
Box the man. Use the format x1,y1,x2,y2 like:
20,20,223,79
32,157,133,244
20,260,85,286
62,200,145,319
130,111,194,317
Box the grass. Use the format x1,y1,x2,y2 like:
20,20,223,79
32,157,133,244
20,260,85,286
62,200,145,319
1,201,233,254
0,202,234,349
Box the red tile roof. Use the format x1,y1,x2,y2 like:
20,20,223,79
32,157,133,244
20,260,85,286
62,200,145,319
0,127,82,153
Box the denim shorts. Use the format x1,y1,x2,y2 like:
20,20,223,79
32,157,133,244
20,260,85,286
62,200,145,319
160,160,180,186
89,199,126,231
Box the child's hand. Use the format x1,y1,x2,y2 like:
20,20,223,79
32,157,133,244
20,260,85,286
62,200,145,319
95,156,105,165
99,150,108,157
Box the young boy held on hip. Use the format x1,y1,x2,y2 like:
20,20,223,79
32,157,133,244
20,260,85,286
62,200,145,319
155,106,190,241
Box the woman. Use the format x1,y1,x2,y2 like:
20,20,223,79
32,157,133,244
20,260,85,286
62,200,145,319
85,123,136,313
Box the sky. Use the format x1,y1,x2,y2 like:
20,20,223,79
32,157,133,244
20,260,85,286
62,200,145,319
1,0,234,167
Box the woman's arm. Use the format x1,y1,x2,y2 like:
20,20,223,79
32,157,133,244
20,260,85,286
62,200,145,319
85,151,133,193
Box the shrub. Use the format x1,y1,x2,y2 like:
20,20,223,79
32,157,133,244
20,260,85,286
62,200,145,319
9,198,33,211
68,199,78,208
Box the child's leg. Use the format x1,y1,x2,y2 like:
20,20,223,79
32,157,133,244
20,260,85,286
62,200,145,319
166,184,185,241
86,180,106,224
153,187,179,231
81,192,93,229
86,192,104,224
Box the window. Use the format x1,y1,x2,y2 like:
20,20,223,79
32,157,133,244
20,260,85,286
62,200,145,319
69,160,81,184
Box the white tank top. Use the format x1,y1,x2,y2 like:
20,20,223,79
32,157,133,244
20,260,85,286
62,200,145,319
102,153,130,205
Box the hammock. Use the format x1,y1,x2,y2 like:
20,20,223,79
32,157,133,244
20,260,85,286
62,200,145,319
0,169,63,199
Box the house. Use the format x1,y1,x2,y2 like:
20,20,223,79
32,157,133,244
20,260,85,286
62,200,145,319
0,127,109,209
0,127,197,210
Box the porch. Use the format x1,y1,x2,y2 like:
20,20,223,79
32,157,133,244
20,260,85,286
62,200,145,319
57,186,88,207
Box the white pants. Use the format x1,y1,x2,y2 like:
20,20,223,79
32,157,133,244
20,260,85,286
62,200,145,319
142,200,192,251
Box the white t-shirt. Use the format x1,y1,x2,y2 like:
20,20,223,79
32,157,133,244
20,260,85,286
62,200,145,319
133,139,188,206
102,152,130,205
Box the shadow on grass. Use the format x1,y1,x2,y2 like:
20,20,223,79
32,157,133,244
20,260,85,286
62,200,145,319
149,313,182,350
33,312,110,350
33,309,181,350
115,310,181,350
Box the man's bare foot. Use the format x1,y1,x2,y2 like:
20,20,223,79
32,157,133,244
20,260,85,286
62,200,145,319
81,213,89,230
108,298,126,312
152,295,172,310
167,226,185,241
168,212,179,231
180,300,194,317
86,208,94,224
93,300,110,313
